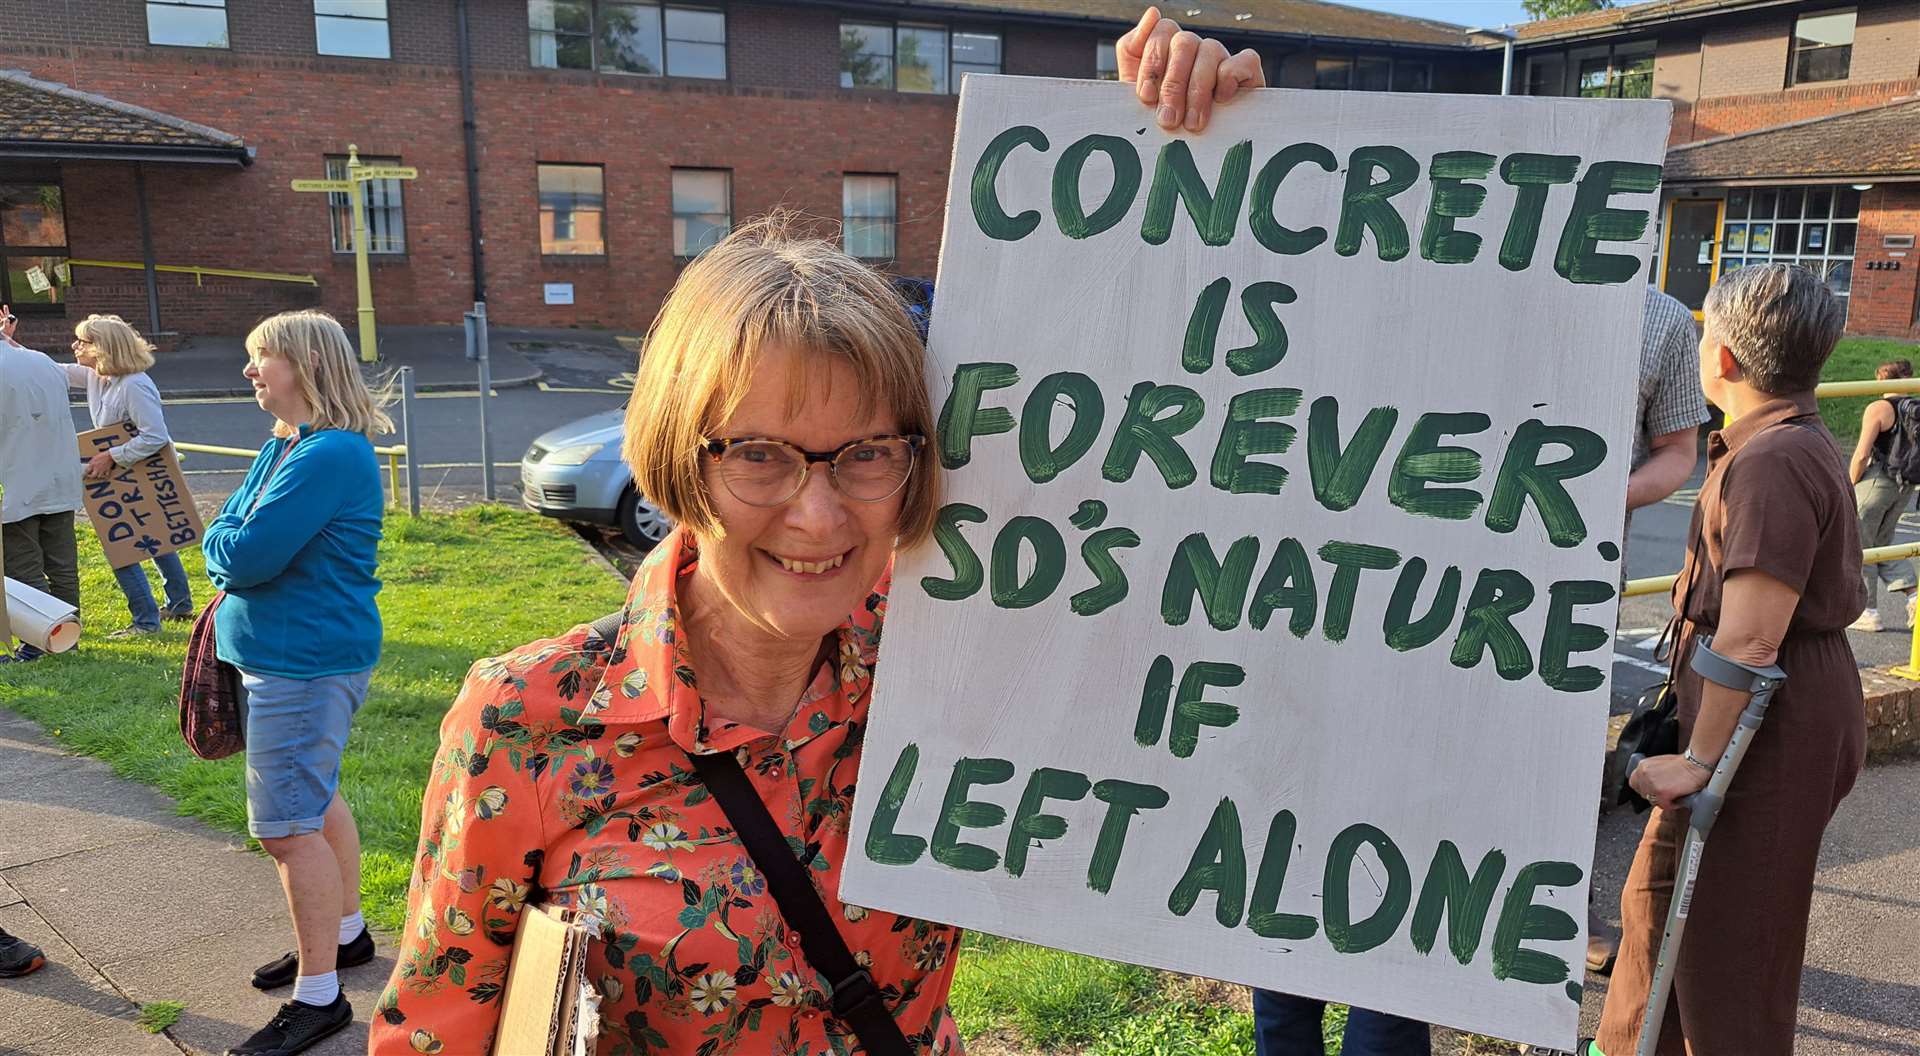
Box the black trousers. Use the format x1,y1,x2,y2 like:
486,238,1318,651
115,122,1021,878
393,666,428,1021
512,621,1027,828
3,510,82,611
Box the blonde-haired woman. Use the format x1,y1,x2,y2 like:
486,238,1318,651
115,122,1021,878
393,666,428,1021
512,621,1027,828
373,221,959,1055
206,309,390,1056
63,313,194,635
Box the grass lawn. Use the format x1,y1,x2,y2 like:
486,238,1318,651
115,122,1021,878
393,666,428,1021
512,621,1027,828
1818,335,1920,446
0,505,1493,1054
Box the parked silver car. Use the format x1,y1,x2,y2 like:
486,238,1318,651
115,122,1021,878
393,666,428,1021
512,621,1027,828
520,409,672,546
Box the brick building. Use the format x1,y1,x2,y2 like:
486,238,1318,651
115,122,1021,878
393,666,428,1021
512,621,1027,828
0,0,1913,349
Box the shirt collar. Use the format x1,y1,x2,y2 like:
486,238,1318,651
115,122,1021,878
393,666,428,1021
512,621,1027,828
1706,390,1818,464
584,527,889,755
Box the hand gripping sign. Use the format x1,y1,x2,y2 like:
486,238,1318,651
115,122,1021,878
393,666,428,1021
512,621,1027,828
841,77,1670,1048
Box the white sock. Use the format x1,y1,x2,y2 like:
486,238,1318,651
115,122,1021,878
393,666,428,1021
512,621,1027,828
338,911,364,945
291,971,339,1007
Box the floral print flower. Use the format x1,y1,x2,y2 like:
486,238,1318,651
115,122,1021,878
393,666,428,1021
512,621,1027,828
569,757,616,799
474,786,508,820
409,1029,443,1054
766,971,805,1007
688,970,736,1014
486,877,529,911
730,858,766,897
443,906,475,936
641,822,694,852
614,731,643,756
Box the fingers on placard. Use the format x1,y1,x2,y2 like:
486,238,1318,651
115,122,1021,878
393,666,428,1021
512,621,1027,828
1159,30,1201,128
1185,38,1227,131
1136,16,1179,105
1218,48,1264,100
1116,6,1158,82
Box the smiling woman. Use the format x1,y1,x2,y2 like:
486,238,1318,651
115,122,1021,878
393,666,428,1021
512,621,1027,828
372,218,964,1056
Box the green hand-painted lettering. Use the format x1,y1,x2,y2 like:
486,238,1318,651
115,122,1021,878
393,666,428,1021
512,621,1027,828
937,363,1019,470
1334,146,1419,261
1020,371,1105,483
1250,143,1337,255
1318,541,1402,642
1088,780,1171,894
1247,809,1319,940
1143,139,1254,246
1162,532,1261,630
1102,382,1206,488
1004,767,1092,877
1410,841,1507,964
921,503,987,601
1555,160,1662,285
972,125,1049,242
863,742,928,866
1053,134,1143,239
1541,580,1616,693
1210,388,1303,496
1308,396,1399,512
1171,661,1244,759
1248,537,1317,638
1486,419,1607,547
1491,860,1582,983
1383,557,1463,652
990,516,1066,609
1388,411,1490,521
931,757,1015,872
1450,568,1537,680
1322,823,1413,953
1420,150,1495,265
1167,797,1247,928
1497,154,1580,271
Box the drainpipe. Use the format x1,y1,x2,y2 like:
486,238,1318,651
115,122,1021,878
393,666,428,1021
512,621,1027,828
455,0,487,305
1471,26,1518,95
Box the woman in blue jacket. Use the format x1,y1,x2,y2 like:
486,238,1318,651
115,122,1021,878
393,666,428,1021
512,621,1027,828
203,309,387,1056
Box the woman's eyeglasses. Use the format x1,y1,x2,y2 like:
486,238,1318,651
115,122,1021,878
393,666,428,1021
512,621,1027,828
701,434,925,507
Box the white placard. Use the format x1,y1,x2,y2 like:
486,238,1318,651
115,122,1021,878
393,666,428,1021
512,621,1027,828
843,77,1670,1048
24,266,50,293
544,282,575,305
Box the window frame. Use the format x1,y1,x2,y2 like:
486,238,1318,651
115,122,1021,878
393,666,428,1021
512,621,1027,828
670,167,732,260
842,173,898,262
1095,40,1118,80
1312,52,1431,93
0,179,73,316
1714,182,1860,316
527,1,727,80
1786,8,1855,87
1522,40,1655,99
146,0,229,49
323,155,408,257
839,19,1003,94
537,162,609,258
315,0,391,59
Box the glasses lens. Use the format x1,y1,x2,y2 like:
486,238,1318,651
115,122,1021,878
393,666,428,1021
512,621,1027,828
714,441,804,506
833,438,915,501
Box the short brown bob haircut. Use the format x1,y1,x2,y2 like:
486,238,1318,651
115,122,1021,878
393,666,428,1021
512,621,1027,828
622,216,940,546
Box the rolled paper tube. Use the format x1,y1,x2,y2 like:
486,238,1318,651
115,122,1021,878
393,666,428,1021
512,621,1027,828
4,576,81,654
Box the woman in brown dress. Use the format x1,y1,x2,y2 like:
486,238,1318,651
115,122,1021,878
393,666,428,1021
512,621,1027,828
1595,263,1867,1054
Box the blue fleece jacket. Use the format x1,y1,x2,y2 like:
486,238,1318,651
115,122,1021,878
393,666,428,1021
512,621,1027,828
203,425,383,679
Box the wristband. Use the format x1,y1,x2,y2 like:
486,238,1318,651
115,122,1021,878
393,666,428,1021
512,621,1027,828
1682,748,1715,774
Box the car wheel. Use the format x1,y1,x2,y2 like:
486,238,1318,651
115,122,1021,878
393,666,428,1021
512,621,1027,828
618,487,672,548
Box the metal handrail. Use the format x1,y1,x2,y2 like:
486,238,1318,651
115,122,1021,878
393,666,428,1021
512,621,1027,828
1620,375,1920,681
174,440,409,511
67,259,319,287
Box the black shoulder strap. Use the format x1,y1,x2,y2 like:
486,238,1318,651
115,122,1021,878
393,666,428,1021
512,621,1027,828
689,750,913,1055
589,609,624,645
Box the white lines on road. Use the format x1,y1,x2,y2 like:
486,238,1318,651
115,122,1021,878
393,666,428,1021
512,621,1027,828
535,381,627,395
1614,652,1670,675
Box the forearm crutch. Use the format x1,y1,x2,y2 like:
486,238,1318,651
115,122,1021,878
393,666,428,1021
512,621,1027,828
1623,640,1786,1056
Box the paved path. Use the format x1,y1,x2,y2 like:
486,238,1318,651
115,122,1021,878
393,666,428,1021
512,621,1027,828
0,710,385,1056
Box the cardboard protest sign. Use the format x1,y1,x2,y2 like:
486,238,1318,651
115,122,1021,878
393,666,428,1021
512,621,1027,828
77,422,205,569
842,78,1669,1046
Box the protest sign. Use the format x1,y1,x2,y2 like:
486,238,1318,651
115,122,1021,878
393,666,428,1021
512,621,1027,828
76,422,205,569
842,78,1670,1046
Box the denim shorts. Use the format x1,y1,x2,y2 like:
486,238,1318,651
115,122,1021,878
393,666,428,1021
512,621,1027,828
237,668,371,839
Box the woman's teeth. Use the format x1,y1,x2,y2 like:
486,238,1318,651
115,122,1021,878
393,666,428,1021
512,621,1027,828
776,553,845,574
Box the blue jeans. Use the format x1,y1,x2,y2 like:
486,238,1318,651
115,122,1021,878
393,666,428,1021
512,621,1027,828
1253,990,1431,1056
112,552,192,630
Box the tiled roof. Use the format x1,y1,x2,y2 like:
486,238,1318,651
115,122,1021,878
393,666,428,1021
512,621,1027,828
1513,0,1772,42
0,69,247,159
1664,97,1920,182
832,0,1481,47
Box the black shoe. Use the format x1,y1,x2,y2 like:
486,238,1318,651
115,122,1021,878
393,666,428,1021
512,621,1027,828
251,928,375,990
226,994,352,1056
163,604,195,622
0,933,46,977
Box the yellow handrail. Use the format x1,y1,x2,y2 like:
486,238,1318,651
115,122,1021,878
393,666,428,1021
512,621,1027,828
174,441,408,510
67,259,319,287
1623,374,1920,680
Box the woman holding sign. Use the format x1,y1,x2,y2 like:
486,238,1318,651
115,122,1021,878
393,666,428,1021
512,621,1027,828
207,310,388,1056
372,222,960,1055
62,313,195,636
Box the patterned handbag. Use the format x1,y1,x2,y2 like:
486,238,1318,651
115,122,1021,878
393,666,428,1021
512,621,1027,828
178,592,245,760
176,436,296,761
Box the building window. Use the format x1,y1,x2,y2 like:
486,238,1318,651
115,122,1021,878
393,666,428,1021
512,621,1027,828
1718,184,1861,315
843,175,897,261
1525,54,1566,96
1789,9,1854,86
147,0,228,48
0,182,71,313
671,169,730,258
1096,41,1118,80
1314,54,1429,92
324,156,406,255
840,21,1001,93
529,1,726,78
539,164,606,256
316,1,389,58
1527,43,1651,98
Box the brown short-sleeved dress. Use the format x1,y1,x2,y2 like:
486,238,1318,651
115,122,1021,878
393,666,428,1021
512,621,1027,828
1597,394,1868,1055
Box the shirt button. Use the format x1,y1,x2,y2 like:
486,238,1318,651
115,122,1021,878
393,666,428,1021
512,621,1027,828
785,931,803,948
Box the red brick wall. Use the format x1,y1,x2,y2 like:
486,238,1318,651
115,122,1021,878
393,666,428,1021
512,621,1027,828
1679,77,1920,143
1851,184,1920,340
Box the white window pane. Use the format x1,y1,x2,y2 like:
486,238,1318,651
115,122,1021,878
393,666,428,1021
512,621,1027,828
317,15,391,58
897,26,948,93
601,3,663,74
1795,10,1855,47
529,0,590,33
952,31,999,68
675,214,729,256
672,171,728,214
316,0,385,16
665,7,725,44
841,23,893,88
1096,41,1117,79
667,40,725,78
148,3,228,47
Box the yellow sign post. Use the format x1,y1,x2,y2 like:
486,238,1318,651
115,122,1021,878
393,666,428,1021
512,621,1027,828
288,144,417,362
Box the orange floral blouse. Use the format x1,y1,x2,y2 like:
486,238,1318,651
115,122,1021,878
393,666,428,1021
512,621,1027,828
370,530,965,1056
